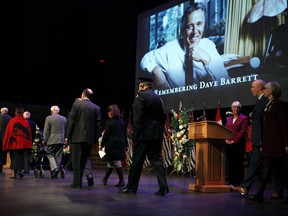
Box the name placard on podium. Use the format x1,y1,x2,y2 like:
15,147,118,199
188,121,232,193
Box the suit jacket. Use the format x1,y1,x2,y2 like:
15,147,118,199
251,95,269,147
132,88,165,142
225,113,249,145
43,114,67,145
262,98,288,157
0,113,12,142
101,117,128,161
66,99,101,145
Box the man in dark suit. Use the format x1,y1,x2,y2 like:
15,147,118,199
122,77,169,195
0,107,12,173
231,79,268,196
66,88,101,188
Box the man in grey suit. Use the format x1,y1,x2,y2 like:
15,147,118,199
43,105,67,179
66,88,101,188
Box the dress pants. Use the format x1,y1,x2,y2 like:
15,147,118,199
126,140,168,192
240,146,262,189
71,142,92,186
46,144,64,171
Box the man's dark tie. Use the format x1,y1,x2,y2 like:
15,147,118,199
185,53,193,86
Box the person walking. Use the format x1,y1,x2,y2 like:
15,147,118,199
249,81,288,203
65,98,94,186
2,107,32,178
23,111,37,174
100,104,128,187
231,79,268,196
121,77,169,195
43,105,67,179
65,88,101,188
0,107,12,173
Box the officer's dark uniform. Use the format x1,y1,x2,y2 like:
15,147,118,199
122,77,169,195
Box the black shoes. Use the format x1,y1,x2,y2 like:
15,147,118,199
70,183,82,188
248,194,263,204
102,178,107,185
230,185,249,196
60,169,65,179
87,174,94,186
10,174,16,179
121,187,136,194
51,168,59,179
18,171,24,178
115,180,125,187
269,191,283,199
154,187,169,196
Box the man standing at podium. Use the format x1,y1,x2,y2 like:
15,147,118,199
231,79,268,196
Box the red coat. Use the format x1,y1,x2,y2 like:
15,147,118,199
2,114,32,150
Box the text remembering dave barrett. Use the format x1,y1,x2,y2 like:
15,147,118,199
155,74,259,96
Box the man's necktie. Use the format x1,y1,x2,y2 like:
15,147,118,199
185,53,193,85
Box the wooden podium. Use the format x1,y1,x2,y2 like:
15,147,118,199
188,121,232,192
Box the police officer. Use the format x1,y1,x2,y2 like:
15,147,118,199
122,77,169,195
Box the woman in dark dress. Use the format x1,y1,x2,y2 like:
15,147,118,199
100,104,128,187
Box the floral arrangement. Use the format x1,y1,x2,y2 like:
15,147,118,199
170,102,195,174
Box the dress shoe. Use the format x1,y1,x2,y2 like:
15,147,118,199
269,191,283,199
18,171,24,178
115,180,125,187
70,183,82,188
121,187,136,194
60,169,65,179
248,194,263,204
101,178,107,185
10,174,16,179
154,187,169,196
231,185,248,196
87,174,94,187
51,168,59,179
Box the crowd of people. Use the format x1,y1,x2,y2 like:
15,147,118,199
0,78,287,202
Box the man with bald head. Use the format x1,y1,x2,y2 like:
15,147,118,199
66,88,101,188
231,79,268,196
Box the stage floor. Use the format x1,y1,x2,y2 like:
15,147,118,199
0,167,287,216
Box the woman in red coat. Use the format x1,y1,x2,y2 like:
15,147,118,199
249,81,288,203
2,107,32,178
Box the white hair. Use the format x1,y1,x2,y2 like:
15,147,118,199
50,105,60,113
23,111,31,119
0,107,9,114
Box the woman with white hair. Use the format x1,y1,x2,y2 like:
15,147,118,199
225,101,249,187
